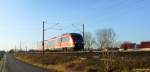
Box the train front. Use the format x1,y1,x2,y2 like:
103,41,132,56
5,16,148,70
70,33,84,51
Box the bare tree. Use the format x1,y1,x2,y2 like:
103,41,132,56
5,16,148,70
114,41,122,48
96,28,116,50
84,32,95,50
96,28,118,72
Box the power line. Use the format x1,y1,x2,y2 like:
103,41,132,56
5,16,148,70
72,24,83,33
44,23,60,31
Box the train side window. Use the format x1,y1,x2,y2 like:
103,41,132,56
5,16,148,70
48,40,56,46
48,41,53,46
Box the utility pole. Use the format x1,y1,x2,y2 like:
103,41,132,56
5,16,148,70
83,24,85,50
20,40,22,51
14,45,17,54
42,21,45,55
26,46,28,53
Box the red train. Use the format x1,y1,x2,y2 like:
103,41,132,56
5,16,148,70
139,41,150,48
45,33,84,51
121,42,136,50
121,41,150,51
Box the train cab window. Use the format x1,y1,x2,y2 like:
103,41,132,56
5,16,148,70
62,37,69,42
71,33,83,42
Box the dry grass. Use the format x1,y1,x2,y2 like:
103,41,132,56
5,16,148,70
15,53,101,72
15,52,150,72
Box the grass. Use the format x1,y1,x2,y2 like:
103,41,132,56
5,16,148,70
15,53,101,72
15,51,150,72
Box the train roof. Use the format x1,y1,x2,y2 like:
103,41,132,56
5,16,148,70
49,33,82,40
63,33,81,35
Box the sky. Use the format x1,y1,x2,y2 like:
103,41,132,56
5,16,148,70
0,0,150,51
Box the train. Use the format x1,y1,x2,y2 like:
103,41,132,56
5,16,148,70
120,41,150,51
44,33,84,51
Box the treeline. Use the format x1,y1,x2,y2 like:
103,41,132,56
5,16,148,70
84,28,121,50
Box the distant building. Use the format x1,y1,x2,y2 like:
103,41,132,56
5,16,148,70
139,41,150,48
139,41,150,51
120,41,150,51
121,42,136,50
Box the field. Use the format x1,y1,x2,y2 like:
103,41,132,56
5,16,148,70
15,51,150,72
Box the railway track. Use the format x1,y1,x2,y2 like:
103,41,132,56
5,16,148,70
26,50,150,54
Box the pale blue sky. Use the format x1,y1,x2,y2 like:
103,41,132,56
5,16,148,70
0,0,150,50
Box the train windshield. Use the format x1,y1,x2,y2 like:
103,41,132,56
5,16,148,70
71,33,83,42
